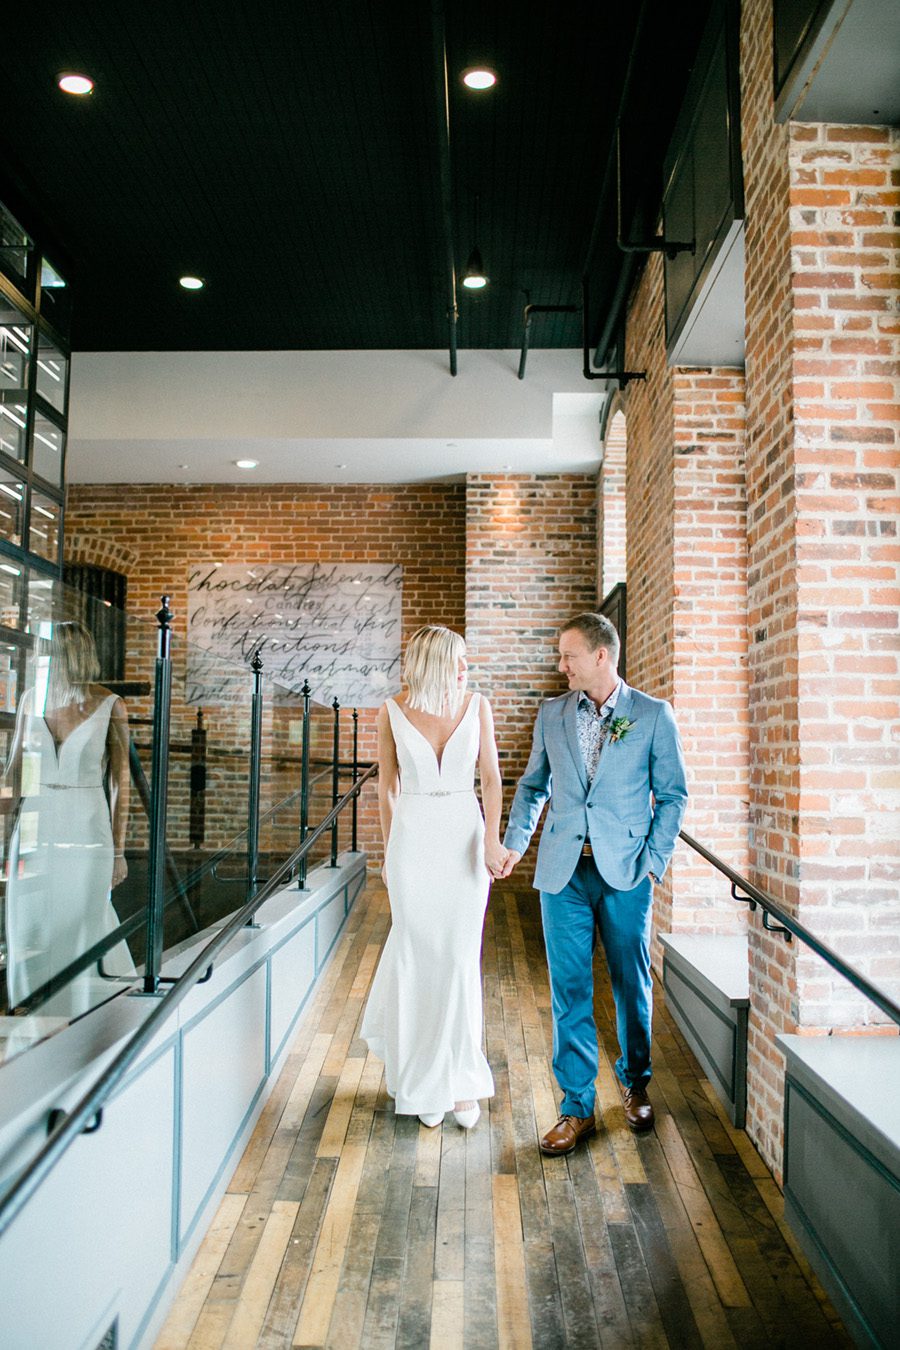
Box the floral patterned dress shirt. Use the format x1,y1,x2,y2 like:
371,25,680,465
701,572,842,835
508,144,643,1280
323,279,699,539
576,681,622,784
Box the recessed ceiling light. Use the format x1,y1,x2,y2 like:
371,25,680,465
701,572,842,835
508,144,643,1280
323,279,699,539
178,463,189,468
462,273,488,290
58,73,94,96
335,462,348,468
179,275,204,290
235,459,258,469
462,68,497,90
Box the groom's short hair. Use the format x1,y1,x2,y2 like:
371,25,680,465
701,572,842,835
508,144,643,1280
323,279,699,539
561,613,620,662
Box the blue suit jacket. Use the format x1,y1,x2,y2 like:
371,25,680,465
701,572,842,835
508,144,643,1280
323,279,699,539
503,683,688,895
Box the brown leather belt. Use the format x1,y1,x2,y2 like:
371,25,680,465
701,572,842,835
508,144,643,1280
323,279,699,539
581,840,593,857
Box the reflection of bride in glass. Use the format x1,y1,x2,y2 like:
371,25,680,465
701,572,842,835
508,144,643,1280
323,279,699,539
5,620,135,1017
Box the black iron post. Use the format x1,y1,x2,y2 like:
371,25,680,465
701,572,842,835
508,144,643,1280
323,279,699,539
144,596,174,994
330,698,341,867
351,707,359,853
297,680,311,890
246,652,264,918
189,709,207,847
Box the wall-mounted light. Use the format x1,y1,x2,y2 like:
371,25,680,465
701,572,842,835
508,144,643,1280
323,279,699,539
462,247,488,290
235,459,258,469
461,68,497,90
58,73,94,96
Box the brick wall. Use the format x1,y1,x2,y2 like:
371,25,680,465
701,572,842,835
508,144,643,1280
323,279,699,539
670,367,750,935
464,473,598,817
789,121,900,1025
598,408,627,599
66,483,467,862
740,0,900,1174
622,255,751,963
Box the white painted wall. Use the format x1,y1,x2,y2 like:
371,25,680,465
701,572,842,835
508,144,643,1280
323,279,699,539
67,349,604,482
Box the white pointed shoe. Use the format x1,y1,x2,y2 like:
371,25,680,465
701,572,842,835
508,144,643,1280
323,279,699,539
418,1112,444,1128
453,1102,480,1130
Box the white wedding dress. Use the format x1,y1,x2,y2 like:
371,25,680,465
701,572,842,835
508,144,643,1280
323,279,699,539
5,692,135,1018
361,692,495,1116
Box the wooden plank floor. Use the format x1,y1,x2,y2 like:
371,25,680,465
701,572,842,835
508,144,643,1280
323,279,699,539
156,880,851,1349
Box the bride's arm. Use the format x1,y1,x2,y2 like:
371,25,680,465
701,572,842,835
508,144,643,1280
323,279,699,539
107,696,131,887
478,697,507,877
377,705,400,880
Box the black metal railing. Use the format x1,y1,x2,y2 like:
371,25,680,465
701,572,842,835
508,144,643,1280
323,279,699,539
679,830,900,1027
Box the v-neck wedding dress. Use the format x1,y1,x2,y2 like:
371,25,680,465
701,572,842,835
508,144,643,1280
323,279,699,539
361,693,494,1116
5,692,135,1017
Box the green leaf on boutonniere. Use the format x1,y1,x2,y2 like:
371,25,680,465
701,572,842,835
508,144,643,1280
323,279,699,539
609,715,636,743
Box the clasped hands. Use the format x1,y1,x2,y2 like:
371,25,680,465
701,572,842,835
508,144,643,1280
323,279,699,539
484,840,521,881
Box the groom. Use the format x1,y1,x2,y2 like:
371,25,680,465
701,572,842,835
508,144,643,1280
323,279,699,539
499,613,687,1152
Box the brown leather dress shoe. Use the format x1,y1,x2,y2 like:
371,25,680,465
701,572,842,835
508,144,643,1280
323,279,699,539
539,1113,596,1155
622,1084,655,1132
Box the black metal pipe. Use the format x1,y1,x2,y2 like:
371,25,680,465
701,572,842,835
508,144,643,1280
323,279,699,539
330,699,341,867
517,305,579,380
679,830,900,1027
351,708,360,852
0,763,378,1239
143,597,173,994
246,652,264,917
582,277,648,385
431,0,458,375
297,681,312,889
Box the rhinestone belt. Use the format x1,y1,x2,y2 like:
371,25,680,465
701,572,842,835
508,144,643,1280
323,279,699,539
403,789,472,798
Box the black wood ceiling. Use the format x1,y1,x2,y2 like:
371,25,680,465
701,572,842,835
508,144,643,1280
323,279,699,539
1,0,713,355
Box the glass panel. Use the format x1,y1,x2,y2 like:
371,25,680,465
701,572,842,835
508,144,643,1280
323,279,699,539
0,471,24,546
0,562,24,629
31,411,65,485
35,331,67,415
0,398,27,462
39,259,71,338
0,204,33,291
0,293,32,401
27,493,61,562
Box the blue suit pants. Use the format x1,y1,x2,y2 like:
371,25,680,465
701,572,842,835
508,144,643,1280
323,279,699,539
540,856,653,1117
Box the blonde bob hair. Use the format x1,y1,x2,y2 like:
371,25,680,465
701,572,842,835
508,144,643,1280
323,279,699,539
46,620,101,707
403,625,466,717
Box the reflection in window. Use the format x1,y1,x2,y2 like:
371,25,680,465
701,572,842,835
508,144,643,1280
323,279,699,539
0,401,27,461
0,473,24,544
31,413,64,485
28,495,60,562
35,334,67,415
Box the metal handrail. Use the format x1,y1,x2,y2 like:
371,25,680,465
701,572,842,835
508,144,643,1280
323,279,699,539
0,763,377,1238
679,829,900,1027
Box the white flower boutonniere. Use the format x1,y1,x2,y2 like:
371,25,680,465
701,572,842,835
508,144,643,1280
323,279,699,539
609,715,636,744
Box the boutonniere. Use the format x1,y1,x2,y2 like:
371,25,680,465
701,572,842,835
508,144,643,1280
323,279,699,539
609,715,636,744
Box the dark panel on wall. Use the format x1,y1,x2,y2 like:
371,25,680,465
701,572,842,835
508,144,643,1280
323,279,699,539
662,0,744,360
773,0,839,99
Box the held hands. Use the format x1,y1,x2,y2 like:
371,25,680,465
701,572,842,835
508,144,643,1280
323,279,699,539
484,838,511,880
484,839,522,880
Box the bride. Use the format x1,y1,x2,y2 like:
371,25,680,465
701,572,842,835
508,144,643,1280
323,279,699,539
361,625,508,1129
4,620,135,1021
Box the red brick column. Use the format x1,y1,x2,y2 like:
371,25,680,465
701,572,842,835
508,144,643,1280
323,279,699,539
741,0,900,1173
622,260,751,962
670,368,750,936
464,473,598,803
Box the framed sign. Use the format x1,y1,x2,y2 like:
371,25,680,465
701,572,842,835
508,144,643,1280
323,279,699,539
186,562,402,707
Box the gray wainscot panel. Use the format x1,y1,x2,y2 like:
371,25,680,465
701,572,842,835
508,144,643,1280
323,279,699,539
269,919,317,1064
0,850,367,1350
660,933,749,1126
778,1034,900,1350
